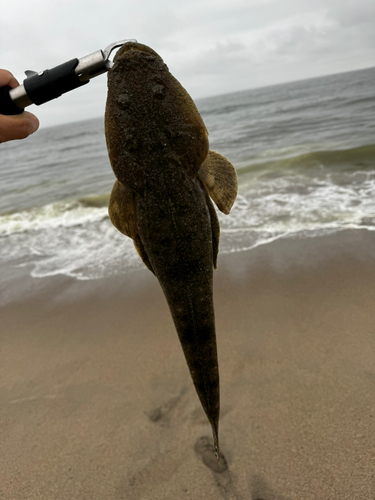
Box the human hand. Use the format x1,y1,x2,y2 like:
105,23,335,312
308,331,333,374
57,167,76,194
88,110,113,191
0,69,39,143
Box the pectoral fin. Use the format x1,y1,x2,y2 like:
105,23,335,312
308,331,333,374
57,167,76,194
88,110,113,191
198,150,238,215
108,180,137,239
109,180,155,274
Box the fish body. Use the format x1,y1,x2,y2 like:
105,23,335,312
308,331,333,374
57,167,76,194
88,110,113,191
105,42,237,453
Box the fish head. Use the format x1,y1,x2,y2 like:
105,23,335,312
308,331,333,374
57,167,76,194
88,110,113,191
105,42,209,185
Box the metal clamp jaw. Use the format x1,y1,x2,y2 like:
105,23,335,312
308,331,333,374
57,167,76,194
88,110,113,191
0,39,133,115
75,39,133,82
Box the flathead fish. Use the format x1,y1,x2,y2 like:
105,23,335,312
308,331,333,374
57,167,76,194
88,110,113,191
105,42,237,454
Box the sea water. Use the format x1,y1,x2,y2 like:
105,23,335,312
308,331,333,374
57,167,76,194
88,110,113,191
1,66,374,282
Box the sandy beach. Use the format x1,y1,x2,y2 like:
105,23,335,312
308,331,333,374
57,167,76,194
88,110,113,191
1,229,375,499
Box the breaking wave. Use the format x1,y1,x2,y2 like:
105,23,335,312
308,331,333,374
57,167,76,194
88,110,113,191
2,140,375,281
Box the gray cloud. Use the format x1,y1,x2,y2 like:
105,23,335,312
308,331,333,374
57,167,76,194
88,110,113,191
327,0,375,27
1,0,373,127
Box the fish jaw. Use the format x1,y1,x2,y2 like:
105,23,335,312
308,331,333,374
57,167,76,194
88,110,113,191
113,41,163,63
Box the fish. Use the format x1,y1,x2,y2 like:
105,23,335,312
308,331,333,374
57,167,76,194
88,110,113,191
104,41,237,455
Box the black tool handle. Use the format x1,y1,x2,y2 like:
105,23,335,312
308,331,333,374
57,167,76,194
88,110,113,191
0,58,89,115
24,58,88,105
0,86,24,115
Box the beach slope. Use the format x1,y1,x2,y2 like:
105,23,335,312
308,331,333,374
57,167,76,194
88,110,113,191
1,229,375,499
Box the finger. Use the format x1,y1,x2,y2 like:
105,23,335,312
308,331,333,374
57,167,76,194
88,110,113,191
0,69,20,89
0,111,39,142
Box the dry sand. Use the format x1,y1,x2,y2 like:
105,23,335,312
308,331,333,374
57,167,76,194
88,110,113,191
1,229,375,499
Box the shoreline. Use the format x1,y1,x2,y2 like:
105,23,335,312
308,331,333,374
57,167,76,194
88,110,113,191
1,229,375,499
3,226,375,307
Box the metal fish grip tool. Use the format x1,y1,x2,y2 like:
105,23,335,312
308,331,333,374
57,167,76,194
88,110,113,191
0,40,133,115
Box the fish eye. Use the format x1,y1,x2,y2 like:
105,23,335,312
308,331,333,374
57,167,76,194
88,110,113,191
152,84,165,99
117,94,131,109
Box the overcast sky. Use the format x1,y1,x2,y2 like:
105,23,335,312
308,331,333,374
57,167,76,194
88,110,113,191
1,0,374,128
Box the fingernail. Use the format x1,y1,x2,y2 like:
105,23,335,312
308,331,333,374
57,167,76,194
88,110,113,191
29,114,40,134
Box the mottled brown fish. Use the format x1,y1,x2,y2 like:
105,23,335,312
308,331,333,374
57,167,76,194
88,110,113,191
105,42,237,454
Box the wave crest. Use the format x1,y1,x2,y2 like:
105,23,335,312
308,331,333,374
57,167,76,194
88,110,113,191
0,197,110,237
238,143,375,176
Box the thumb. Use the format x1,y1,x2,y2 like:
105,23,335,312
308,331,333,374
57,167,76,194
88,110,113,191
0,112,39,142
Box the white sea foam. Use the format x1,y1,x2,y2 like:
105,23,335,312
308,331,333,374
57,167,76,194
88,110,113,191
2,165,375,281
217,169,375,254
0,200,107,236
0,200,142,280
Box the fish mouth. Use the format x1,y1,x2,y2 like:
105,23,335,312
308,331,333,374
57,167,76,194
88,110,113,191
113,41,163,62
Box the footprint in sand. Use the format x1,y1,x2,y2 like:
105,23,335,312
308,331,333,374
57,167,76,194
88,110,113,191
146,388,187,425
194,436,228,473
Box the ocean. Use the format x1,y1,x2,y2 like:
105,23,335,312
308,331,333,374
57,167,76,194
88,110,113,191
1,66,374,287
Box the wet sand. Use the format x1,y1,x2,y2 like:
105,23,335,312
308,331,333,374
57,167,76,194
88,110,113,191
1,229,375,499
